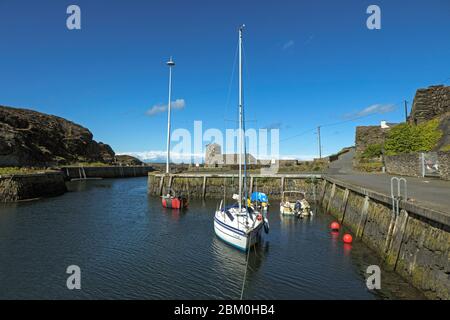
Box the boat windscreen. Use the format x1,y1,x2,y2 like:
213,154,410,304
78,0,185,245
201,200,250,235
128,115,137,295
225,210,235,221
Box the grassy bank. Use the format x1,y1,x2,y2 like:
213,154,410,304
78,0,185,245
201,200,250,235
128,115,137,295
0,162,111,176
0,167,55,176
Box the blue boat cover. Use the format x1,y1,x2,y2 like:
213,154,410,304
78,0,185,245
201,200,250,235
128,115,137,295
251,192,268,202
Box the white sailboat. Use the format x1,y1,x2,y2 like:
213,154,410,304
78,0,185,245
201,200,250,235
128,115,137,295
214,25,267,251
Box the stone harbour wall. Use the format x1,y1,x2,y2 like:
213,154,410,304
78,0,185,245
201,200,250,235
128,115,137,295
148,174,320,200
320,176,450,300
0,172,67,202
62,166,154,180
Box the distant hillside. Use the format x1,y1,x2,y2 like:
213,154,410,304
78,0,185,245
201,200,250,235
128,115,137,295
115,155,144,166
0,105,115,167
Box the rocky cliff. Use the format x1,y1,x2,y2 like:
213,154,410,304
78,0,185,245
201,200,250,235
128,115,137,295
0,105,115,167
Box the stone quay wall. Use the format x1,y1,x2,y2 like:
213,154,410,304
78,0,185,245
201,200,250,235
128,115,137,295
320,176,450,300
62,166,154,180
147,173,321,201
0,172,67,202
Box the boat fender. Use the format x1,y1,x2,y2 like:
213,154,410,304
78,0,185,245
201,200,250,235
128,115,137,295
256,213,263,221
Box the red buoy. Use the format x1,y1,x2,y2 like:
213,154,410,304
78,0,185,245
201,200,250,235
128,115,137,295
343,234,353,244
330,222,340,231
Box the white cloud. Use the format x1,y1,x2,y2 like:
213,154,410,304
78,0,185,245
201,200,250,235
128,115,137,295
258,154,316,161
282,40,295,50
262,122,283,130
347,104,396,118
117,151,316,163
117,150,203,164
146,99,186,116
281,154,316,161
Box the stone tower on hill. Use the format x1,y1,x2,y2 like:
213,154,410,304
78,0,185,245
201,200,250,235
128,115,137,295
408,85,450,125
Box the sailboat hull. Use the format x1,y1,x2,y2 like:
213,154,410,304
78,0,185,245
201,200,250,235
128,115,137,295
214,217,263,251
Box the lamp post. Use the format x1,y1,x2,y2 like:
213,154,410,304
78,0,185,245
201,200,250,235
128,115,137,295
166,57,175,174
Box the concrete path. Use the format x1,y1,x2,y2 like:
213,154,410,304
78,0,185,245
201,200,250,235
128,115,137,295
325,148,450,214
328,173,450,214
326,148,356,174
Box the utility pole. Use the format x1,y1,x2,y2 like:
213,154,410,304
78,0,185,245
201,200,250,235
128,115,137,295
404,100,408,123
317,126,322,159
166,57,175,174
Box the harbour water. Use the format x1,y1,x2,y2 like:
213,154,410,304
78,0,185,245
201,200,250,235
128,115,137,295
0,177,424,299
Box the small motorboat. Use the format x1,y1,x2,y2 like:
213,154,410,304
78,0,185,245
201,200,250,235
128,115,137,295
161,189,188,209
280,191,312,218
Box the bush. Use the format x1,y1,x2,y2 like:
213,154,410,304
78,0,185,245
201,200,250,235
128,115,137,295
361,144,383,159
384,119,442,155
440,144,450,152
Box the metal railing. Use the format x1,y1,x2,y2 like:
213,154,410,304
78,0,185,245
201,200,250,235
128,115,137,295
390,177,407,217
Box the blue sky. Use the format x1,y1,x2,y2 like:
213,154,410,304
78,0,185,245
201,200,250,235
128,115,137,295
1,0,450,161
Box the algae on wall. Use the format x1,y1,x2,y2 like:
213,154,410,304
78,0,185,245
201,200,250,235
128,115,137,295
360,200,394,257
0,173,67,202
148,174,319,201
252,177,282,199
319,178,450,300
395,215,450,300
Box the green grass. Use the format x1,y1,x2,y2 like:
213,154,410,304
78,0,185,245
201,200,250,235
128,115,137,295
277,162,328,173
65,162,111,167
0,167,52,175
440,144,450,152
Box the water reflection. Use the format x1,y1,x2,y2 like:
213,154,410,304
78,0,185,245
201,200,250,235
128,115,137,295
0,178,426,300
67,180,113,193
210,236,268,299
343,243,353,256
330,231,340,249
161,207,187,221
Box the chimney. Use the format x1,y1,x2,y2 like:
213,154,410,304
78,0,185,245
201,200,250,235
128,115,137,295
380,120,389,129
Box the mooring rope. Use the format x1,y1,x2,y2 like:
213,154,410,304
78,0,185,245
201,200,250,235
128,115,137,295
240,232,252,300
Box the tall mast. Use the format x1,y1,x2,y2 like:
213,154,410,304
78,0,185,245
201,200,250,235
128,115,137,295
238,25,244,210
166,57,175,174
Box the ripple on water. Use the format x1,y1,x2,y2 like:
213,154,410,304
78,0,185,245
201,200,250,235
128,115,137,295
0,178,426,299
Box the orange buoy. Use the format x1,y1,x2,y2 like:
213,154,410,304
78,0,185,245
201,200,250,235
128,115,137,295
330,222,340,231
343,234,353,244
